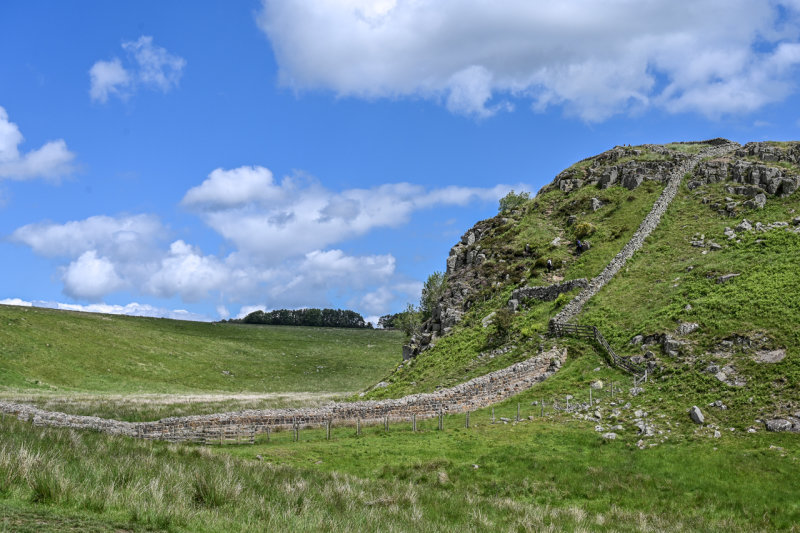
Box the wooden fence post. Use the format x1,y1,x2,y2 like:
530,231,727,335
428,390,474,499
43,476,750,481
540,401,544,418
516,403,520,422
465,411,470,429
267,426,271,442
412,414,416,432
589,387,593,406
492,407,495,423
356,418,361,436
384,416,389,432
438,411,443,431
326,419,331,440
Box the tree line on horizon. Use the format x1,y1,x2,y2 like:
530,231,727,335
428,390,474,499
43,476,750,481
226,308,371,329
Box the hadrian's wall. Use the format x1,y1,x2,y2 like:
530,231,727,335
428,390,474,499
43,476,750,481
0,347,566,442
551,141,740,326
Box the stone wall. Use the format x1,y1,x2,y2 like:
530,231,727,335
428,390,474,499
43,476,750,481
0,347,566,442
551,141,740,326
508,279,588,311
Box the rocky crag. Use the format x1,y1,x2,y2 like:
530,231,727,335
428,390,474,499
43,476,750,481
404,139,741,359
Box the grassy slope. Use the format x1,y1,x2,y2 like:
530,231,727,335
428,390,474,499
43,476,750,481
579,179,800,427
366,178,665,400
0,304,403,398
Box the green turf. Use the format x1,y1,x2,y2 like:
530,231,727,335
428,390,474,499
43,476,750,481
0,305,404,396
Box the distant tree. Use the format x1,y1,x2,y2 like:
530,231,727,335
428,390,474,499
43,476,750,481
378,313,401,329
420,271,447,321
396,303,422,338
498,190,530,213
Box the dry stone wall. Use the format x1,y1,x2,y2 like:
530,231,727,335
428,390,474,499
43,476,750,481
551,141,740,326
0,347,566,442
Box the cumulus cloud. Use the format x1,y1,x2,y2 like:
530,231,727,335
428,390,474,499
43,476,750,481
11,165,509,315
10,211,406,314
258,0,800,120
90,36,185,103
144,240,232,302
0,106,76,180
0,298,33,307
183,165,519,261
62,251,125,301
11,214,164,258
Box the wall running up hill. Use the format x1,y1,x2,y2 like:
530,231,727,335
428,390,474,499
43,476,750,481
551,141,740,325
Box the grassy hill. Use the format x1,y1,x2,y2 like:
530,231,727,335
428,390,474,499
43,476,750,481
0,305,403,419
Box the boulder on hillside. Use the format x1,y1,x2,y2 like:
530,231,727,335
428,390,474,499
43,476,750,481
689,406,705,425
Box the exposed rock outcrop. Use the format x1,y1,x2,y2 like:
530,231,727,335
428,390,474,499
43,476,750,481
690,142,800,196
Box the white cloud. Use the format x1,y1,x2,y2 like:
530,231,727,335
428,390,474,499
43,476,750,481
0,106,76,180
183,165,520,262
0,298,32,307
144,240,232,302
11,214,164,258
359,286,394,315
62,250,125,301
90,36,185,103
89,58,131,103
258,0,800,120
11,165,507,316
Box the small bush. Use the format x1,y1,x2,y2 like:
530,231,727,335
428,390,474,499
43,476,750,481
574,222,596,239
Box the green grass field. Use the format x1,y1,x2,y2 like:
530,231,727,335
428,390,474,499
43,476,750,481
0,305,404,419
0,347,797,532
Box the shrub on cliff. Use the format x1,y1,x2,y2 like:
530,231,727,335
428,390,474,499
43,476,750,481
498,190,530,213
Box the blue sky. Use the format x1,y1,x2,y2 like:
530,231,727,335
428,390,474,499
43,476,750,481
1,1,799,324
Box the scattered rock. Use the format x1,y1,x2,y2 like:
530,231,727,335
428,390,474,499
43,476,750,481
717,273,740,284
471,464,480,469
676,322,699,336
374,381,389,389
689,406,705,425
550,236,562,247
591,197,603,211
481,312,496,328
736,219,753,231
708,400,728,410
591,380,604,390
601,432,617,440
765,418,800,432
753,348,786,364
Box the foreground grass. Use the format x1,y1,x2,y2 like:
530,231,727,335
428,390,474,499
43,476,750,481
0,306,403,416
1,348,798,533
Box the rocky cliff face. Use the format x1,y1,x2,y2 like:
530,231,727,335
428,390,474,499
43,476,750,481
403,216,513,359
